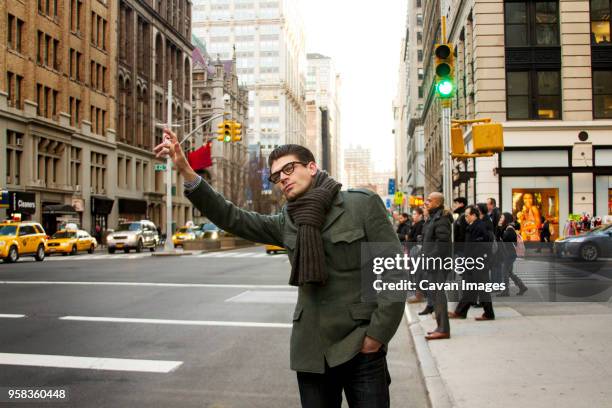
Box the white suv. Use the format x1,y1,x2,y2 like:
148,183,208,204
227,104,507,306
106,220,159,253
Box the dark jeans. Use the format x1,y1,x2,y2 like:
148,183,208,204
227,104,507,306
297,350,391,408
428,269,450,333
455,268,495,318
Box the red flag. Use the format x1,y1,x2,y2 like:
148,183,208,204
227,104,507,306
188,141,212,170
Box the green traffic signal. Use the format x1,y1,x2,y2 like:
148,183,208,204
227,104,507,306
224,133,231,143
436,78,454,98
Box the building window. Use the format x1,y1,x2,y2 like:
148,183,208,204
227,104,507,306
506,70,561,119
591,0,611,44
504,1,559,47
6,131,24,186
593,70,612,118
7,14,24,53
70,146,82,188
7,72,23,109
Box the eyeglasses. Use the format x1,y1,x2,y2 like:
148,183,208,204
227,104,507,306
268,161,308,184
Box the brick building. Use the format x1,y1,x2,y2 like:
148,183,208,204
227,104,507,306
1,0,195,236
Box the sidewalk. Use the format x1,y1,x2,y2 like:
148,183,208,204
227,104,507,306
406,301,612,408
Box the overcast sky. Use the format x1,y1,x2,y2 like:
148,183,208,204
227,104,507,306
301,0,407,172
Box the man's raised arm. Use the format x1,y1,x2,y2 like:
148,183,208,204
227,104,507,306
154,128,284,246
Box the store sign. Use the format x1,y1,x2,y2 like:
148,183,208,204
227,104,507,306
9,191,36,215
388,179,396,195
394,191,404,206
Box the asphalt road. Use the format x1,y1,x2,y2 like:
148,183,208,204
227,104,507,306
0,247,428,408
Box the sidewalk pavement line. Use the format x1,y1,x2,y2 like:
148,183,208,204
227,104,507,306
0,281,292,289
0,314,26,319
404,304,454,408
0,352,183,373
59,315,292,328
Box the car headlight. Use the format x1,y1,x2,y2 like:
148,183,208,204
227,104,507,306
211,231,218,240
107,236,114,241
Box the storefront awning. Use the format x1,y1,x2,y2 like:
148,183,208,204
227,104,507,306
43,204,77,215
91,197,114,215
118,198,147,215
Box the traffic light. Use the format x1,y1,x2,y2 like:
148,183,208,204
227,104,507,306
217,120,232,142
231,121,242,142
472,123,504,154
434,43,454,99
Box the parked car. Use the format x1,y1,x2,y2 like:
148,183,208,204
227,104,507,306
106,220,159,253
46,229,97,256
0,221,47,263
554,224,612,261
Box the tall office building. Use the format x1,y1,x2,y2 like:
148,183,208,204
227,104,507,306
343,145,373,190
191,0,306,157
1,0,194,236
305,53,341,178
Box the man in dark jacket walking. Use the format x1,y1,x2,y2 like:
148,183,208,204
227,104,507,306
155,129,405,407
449,205,496,320
422,192,453,340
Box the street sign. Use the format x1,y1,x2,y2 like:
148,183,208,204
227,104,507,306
385,198,391,209
388,179,396,195
154,164,167,171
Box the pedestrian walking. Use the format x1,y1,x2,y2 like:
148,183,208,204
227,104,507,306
449,205,496,321
497,213,528,297
421,192,453,340
155,129,405,407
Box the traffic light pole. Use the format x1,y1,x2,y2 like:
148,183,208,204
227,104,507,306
165,80,173,251
439,16,453,206
441,102,453,207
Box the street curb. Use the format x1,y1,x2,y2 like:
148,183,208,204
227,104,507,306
150,243,261,257
151,251,195,257
404,304,454,408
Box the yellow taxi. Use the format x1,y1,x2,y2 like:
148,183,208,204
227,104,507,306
0,221,47,263
172,226,197,247
46,229,97,256
265,244,286,255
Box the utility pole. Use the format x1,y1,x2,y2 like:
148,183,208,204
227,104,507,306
165,80,173,251
439,16,453,207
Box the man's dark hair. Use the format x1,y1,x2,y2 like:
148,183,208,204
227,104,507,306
401,213,410,219
413,207,424,216
487,197,497,207
476,202,488,217
268,144,316,167
453,197,467,207
466,205,480,218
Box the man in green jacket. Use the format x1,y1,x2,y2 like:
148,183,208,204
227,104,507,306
155,129,405,407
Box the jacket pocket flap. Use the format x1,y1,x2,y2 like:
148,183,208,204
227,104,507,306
293,307,303,321
349,303,377,320
331,228,366,244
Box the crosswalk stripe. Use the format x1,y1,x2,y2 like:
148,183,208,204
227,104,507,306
0,314,26,319
60,315,293,328
0,281,291,289
0,352,183,373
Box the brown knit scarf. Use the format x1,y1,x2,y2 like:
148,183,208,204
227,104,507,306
286,171,342,286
